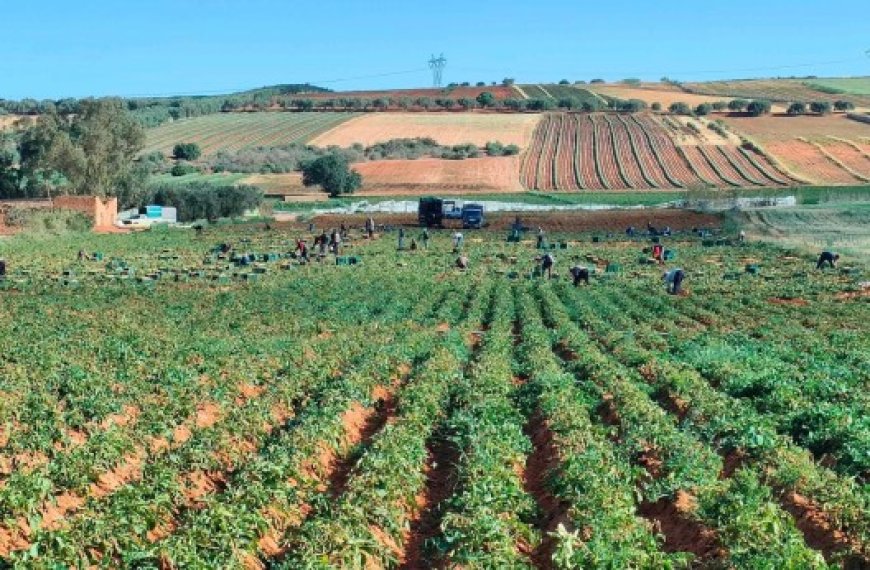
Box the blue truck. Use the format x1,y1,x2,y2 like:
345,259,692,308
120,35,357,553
418,198,485,228
461,203,484,229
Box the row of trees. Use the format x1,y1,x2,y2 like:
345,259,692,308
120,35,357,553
667,99,772,117
786,100,855,115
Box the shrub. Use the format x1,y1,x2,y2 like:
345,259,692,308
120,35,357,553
145,182,263,222
558,79,570,85
695,103,713,116
651,102,662,111
809,101,832,115
301,153,362,197
172,143,202,161
669,102,692,115
746,100,772,117
786,102,806,116
476,92,496,108
712,101,728,111
171,162,199,176
728,99,749,112
834,100,855,112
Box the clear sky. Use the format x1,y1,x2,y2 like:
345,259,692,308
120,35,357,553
1,0,867,100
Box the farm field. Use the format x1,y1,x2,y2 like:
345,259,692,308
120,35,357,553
520,112,796,190
805,77,870,96
720,114,870,184
309,112,541,148
681,79,870,109
583,85,735,109
721,114,870,143
142,112,360,156
0,219,867,569
243,156,523,196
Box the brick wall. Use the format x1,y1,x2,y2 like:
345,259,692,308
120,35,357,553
52,196,118,229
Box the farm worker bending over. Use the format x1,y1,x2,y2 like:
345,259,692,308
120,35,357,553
663,268,685,295
456,255,469,270
365,217,375,239
569,265,590,287
541,253,555,279
295,239,309,262
453,232,464,253
421,228,430,249
816,251,839,270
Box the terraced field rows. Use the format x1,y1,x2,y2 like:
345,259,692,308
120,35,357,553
521,112,796,190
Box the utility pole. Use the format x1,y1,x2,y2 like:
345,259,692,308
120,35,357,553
429,54,447,88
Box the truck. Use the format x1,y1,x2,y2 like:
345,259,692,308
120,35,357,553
418,197,485,228
461,203,485,229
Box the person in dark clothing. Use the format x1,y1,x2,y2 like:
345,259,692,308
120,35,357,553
816,251,839,269
663,268,685,295
421,228,430,250
626,226,635,237
365,217,375,239
569,265,590,286
295,239,309,262
410,238,418,251
194,224,204,235
0,258,6,281
220,243,232,254
541,253,555,279
397,228,405,250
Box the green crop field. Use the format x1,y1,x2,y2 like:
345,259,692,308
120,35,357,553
806,77,870,96
0,217,867,568
142,112,360,157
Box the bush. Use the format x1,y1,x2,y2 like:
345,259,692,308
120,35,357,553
485,141,504,156
712,101,728,111
746,100,772,117
728,99,749,112
503,144,520,156
170,162,200,176
476,92,496,108
145,182,263,222
590,78,605,84
810,101,832,115
669,102,692,115
834,100,855,112
558,79,570,85
621,78,641,86
651,102,662,111
172,143,202,161
301,153,362,197
786,102,806,116
695,103,713,116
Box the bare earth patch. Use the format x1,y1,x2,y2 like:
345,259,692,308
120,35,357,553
311,112,542,148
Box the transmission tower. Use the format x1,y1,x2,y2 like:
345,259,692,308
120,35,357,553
429,54,447,88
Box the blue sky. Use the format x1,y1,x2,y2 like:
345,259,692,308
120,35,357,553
1,0,867,99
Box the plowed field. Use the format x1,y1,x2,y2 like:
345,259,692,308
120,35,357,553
310,112,541,148
520,113,794,190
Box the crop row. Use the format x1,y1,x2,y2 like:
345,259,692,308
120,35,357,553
550,280,868,565
520,112,793,190
535,283,835,567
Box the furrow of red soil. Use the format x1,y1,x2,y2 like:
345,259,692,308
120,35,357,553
257,376,408,566
522,410,571,569
644,372,866,564
400,430,460,570
554,341,727,566
0,381,272,556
